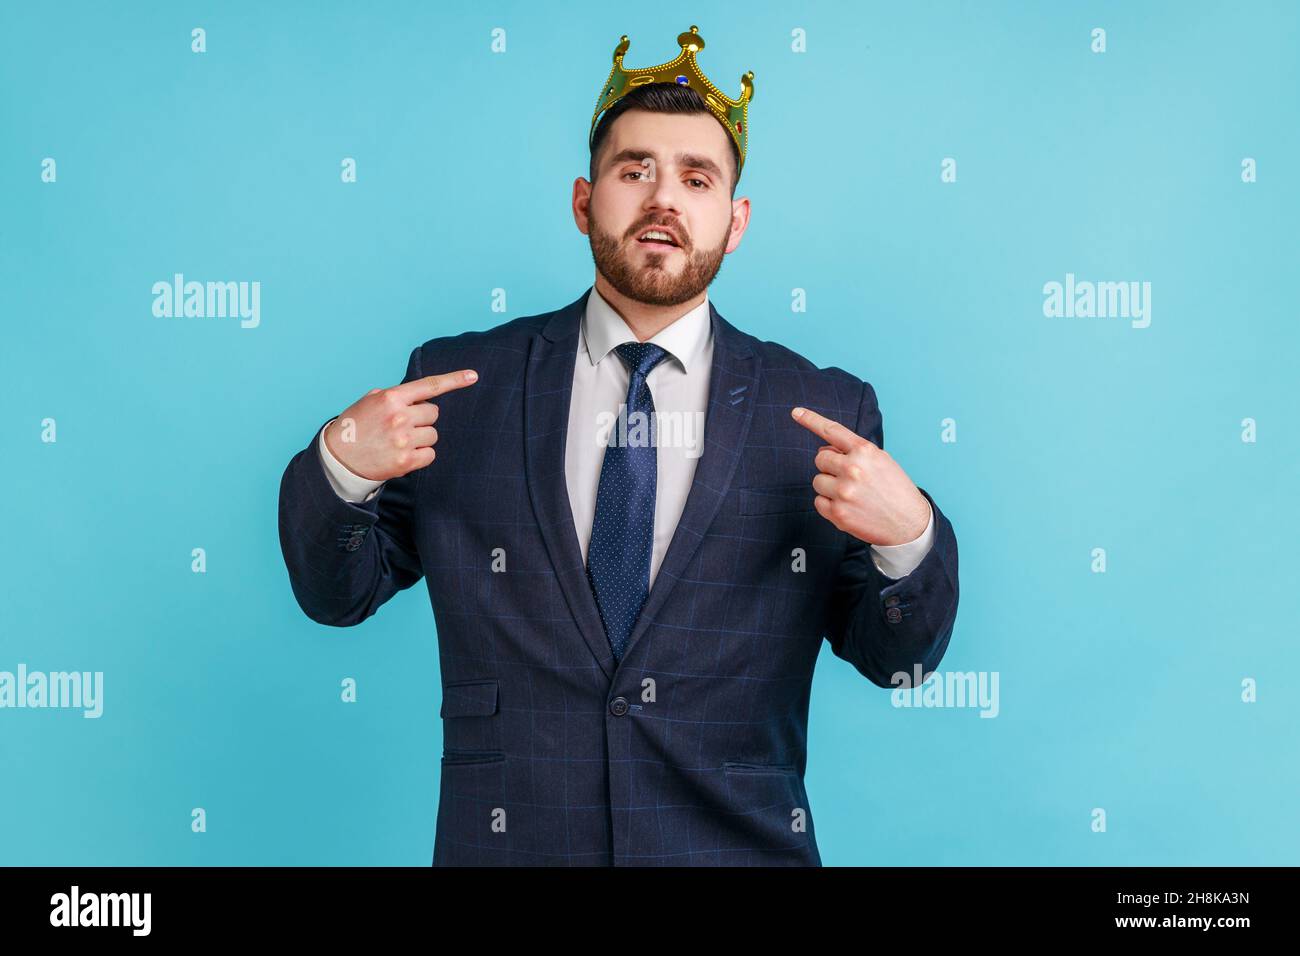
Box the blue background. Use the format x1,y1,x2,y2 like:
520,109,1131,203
2,0,1297,865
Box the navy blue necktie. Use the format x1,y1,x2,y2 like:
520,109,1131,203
586,341,671,661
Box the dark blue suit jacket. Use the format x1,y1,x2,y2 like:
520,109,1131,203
278,286,959,865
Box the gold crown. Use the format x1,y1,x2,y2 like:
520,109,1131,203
590,25,755,177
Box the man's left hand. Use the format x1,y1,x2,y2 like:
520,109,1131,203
791,406,932,547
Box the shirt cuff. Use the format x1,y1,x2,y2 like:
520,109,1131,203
870,498,935,580
317,417,385,503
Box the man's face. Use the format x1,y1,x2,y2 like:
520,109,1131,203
575,109,750,308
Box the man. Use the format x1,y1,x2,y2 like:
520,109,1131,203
278,25,959,866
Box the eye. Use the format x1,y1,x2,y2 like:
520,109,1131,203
686,178,709,190
622,169,648,181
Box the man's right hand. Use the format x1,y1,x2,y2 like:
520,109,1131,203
323,369,479,482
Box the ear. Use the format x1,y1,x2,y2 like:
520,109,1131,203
724,195,751,254
572,176,593,236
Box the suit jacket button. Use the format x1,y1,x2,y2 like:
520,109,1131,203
885,607,903,624
345,535,364,551
884,595,900,608
609,697,629,716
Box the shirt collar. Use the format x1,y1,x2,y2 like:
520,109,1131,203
582,284,711,374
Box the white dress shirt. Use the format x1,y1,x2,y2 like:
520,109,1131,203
315,285,935,581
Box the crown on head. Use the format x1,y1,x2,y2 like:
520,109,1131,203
590,25,755,177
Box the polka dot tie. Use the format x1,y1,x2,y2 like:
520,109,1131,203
586,341,671,662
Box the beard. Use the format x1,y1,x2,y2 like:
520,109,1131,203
587,206,727,308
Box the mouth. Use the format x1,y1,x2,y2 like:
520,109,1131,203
635,227,682,250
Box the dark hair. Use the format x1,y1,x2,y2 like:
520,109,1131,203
589,82,741,196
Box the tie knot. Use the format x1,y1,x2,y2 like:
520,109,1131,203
614,341,670,380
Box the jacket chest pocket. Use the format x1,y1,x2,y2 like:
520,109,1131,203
739,483,817,515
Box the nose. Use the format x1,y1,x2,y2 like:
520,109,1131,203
642,169,684,218
639,174,687,244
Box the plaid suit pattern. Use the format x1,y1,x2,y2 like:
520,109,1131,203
278,286,960,865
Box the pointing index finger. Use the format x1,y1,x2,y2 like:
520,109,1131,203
791,406,866,453
394,369,479,403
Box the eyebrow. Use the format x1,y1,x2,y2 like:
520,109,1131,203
606,148,725,182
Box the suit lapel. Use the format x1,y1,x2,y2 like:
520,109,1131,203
523,290,761,679
618,300,759,665
523,286,617,680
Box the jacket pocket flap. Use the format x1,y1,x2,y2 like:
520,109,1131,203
440,679,499,718
740,483,816,515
